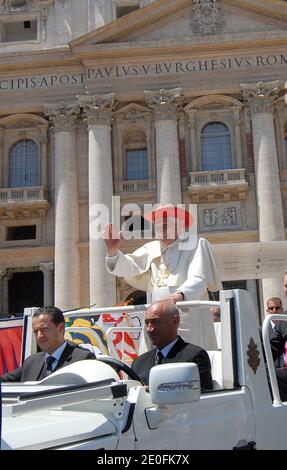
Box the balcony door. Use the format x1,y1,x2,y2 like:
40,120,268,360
9,139,39,188
201,122,232,171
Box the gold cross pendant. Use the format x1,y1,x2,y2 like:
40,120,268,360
156,263,170,287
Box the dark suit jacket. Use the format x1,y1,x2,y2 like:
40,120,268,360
0,341,95,382
270,321,287,361
259,323,274,342
259,323,284,368
132,336,213,390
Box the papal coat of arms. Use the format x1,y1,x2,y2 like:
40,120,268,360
190,0,225,36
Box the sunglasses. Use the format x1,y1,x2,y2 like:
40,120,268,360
267,306,282,311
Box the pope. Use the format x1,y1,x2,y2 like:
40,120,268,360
103,204,222,352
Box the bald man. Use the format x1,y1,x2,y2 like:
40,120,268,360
131,300,213,391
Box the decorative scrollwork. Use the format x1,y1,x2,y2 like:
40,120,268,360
190,0,225,36
240,81,281,115
247,337,260,374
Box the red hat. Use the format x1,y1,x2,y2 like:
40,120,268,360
143,204,193,229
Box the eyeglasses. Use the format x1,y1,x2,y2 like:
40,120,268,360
267,306,282,311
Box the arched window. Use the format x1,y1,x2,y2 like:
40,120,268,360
126,148,148,180
9,139,39,187
201,122,232,171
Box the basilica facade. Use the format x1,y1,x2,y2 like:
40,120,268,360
0,0,287,319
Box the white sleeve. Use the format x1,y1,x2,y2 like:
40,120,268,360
105,249,149,277
105,252,120,271
105,242,159,279
178,276,207,301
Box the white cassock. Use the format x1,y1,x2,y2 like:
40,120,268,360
106,237,222,352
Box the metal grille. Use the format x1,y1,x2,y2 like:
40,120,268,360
126,149,148,180
201,122,232,171
9,139,39,188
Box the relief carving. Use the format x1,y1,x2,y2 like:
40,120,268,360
204,208,218,227
1,1,54,13
201,205,240,230
118,109,151,123
223,207,237,226
190,0,225,36
5,120,43,129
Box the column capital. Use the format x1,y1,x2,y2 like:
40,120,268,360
44,102,79,132
40,262,54,274
78,93,115,127
0,266,7,279
240,81,281,115
0,268,13,281
144,87,183,121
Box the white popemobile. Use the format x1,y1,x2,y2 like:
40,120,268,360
1,289,287,450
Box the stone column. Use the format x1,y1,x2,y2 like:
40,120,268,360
232,106,243,169
79,93,116,308
45,103,80,310
40,262,54,306
186,110,199,172
0,267,6,317
241,81,285,305
144,88,183,205
1,269,12,317
246,279,260,319
40,133,48,187
0,127,4,188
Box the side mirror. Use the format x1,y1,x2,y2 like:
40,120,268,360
149,362,200,405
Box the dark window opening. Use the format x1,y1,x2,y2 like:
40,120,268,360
209,280,247,301
11,0,28,8
1,19,37,42
9,271,43,316
6,225,36,241
116,6,139,18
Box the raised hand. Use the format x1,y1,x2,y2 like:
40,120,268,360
102,224,122,257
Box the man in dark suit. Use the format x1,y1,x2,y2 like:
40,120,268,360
271,322,287,401
0,306,95,382
259,297,285,368
268,274,287,400
132,300,213,391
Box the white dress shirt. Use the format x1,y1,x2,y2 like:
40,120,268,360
45,341,67,372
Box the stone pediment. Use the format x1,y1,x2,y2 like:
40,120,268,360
70,0,287,52
116,103,151,122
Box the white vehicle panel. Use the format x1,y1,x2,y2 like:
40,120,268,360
132,388,256,450
2,291,287,451
3,410,117,450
